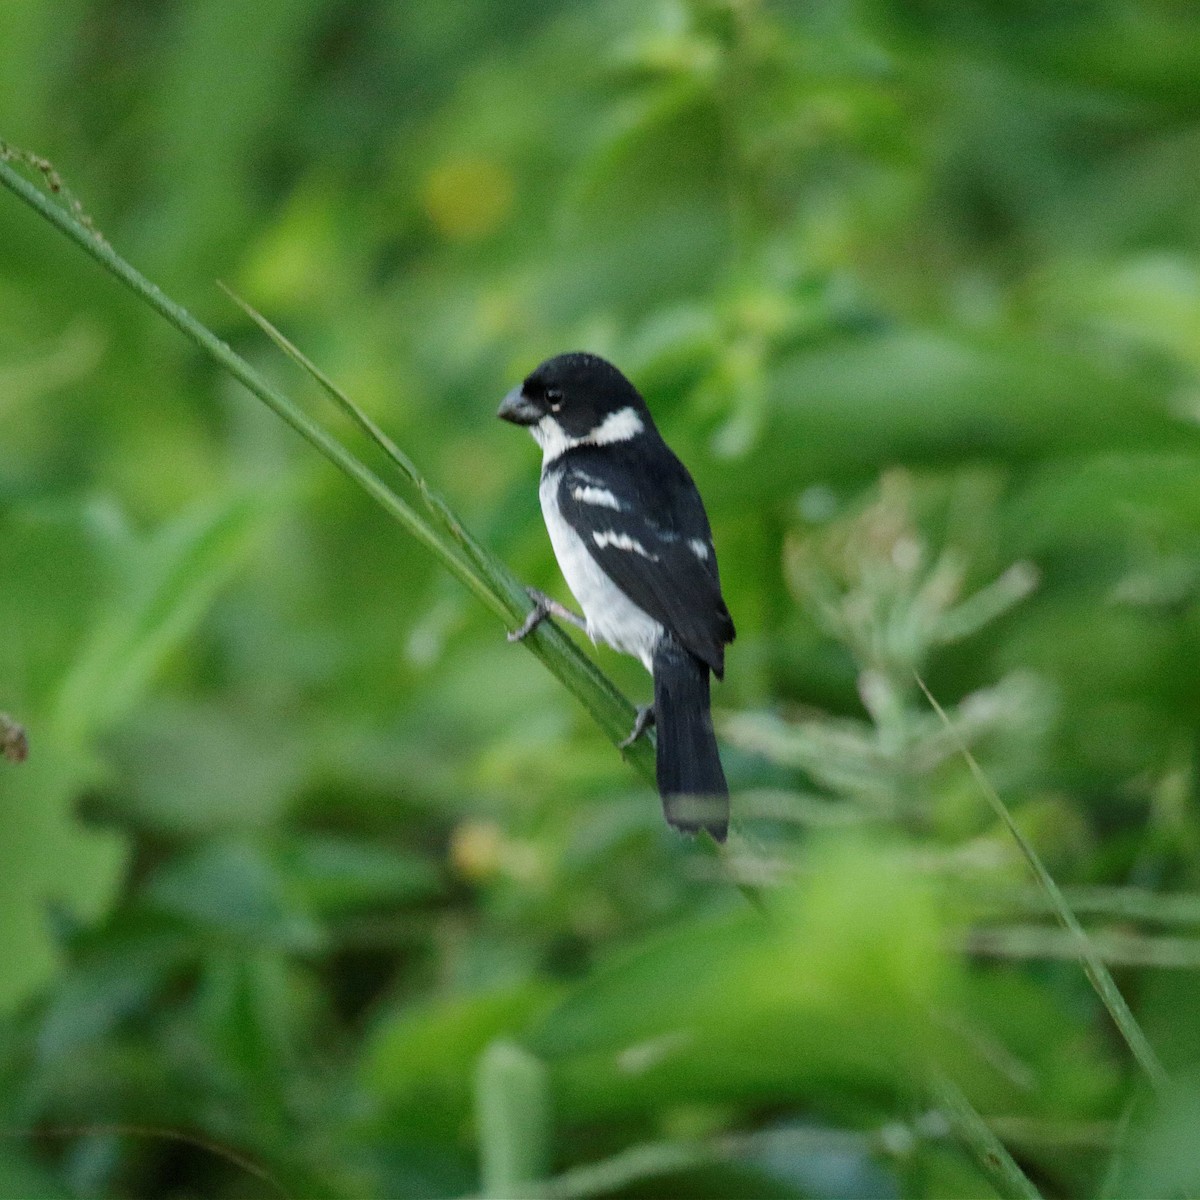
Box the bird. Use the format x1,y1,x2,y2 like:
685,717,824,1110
498,351,735,841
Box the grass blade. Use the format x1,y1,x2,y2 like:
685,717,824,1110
541,1142,709,1199
930,1073,1043,1200
0,151,655,784
916,674,1168,1091
217,284,526,602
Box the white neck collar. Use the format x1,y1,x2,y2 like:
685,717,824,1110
532,405,645,465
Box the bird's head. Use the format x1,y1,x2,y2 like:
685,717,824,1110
498,352,650,458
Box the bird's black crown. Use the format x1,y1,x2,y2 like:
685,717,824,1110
500,351,648,438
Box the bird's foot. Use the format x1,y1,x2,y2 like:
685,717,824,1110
619,704,656,749
507,586,586,642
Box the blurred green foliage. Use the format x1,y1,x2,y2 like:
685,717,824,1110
4,0,1200,1196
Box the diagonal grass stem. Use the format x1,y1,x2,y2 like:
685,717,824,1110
0,152,653,779
916,674,1168,1092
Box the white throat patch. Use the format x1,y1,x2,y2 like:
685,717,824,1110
531,405,644,466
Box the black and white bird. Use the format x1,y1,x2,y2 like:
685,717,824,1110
498,351,735,841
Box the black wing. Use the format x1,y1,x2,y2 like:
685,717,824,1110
556,442,735,676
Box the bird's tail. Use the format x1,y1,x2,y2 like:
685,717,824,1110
652,635,729,842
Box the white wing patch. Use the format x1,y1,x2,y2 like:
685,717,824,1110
571,485,622,510
539,469,662,672
592,530,658,560
688,538,710,562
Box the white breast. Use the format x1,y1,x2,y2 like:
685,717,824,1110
540,469,662,673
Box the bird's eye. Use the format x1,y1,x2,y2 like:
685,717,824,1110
545,387,563,412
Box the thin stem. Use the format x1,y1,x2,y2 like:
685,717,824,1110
929,1074,1043,1200
0,153,653,778
964,924,1200,970
916,674,1169,1092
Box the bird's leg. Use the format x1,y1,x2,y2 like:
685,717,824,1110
619,704,655,749
508,586,587,642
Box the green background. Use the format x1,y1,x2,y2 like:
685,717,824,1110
4,1,1200,1196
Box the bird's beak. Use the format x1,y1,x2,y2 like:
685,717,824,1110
497,385,541,426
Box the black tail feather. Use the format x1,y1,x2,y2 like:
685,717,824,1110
652,635,728,842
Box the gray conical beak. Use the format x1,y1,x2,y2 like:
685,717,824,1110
497,385,541,426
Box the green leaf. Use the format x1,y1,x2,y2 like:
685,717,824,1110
143,840,324,952
476,1039,552,1199
361,986,554,1140
529,834,952,1118
281,835,442,915
0,744,126,1013
0,492,265,1012
54,489,269,742
1108,1074,1200,1199
106,699,310,835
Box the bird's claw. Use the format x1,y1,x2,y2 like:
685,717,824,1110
619,704,655,749
508,587,586,642
507,589,550,642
